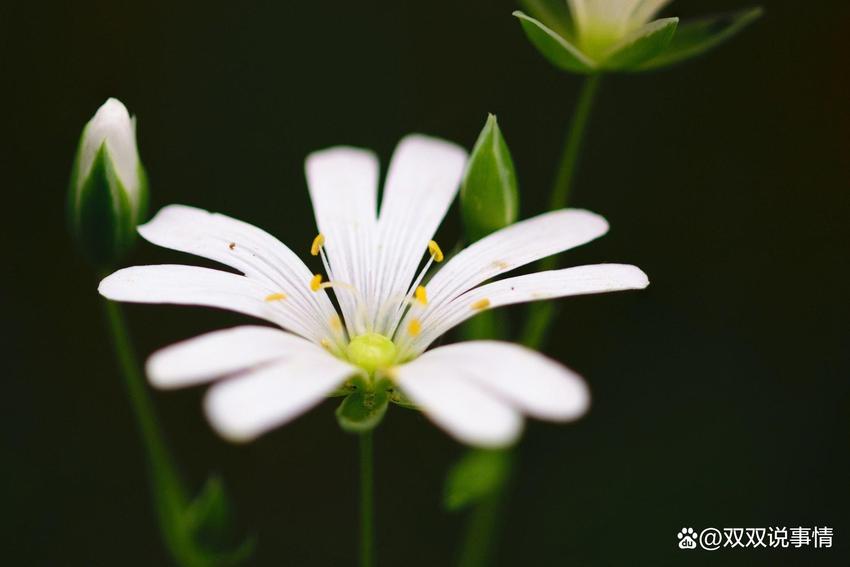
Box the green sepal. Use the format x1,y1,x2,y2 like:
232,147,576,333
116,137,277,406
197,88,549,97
639,7,763,70
181,475,257,566
517,0,573,39
68,140,148,268
513,11,594,74
461,114,519,242
601,17,679,71
336,388,390,433
443,449,512,511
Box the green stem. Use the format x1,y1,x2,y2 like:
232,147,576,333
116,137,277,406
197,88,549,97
360,431,375,567
100,295,192,563
521,74,602,349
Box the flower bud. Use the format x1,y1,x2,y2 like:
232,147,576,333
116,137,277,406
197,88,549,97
68,98,148,267
461,114,519,243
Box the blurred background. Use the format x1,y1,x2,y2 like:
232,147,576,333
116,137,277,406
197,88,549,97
3,0,848,565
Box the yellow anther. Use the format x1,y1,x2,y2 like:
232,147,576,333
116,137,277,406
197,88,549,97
414,285,428,305
407,318,422,337
264,292,287,302
330,314,343,331
310,274,323,292
311,233,325,256
428,240,444,262
320,338,332,351
471,298,491,311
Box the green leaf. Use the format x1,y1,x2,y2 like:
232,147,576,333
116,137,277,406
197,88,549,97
513,11,595,74
461,114,519,242
602,17,678,71
336,389,389,433
639,7,763,70
444,449,512,511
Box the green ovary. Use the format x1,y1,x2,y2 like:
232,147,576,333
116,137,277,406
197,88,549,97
346,333,398,374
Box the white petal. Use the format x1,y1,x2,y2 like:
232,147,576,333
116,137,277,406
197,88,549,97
409,264,648,353
629,0,673,27
137,205,340,341
393,357,523,447
205,349,358,442
411,341,590,421
424,209,608,309
99,265,333,344
146,325,319,389
371,134,467,334
305,147,379,335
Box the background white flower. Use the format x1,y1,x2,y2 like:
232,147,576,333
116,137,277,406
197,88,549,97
99,134,648,447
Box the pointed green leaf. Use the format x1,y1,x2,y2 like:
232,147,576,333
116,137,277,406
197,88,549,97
513,11,595,74
461,114,519,242
602,17,678,71
336,389,389,433
444,449,511,511
639,7,763,70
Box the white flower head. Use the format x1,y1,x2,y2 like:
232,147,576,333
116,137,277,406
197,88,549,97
99,135,648,447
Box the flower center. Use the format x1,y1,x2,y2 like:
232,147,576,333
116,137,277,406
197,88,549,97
346,333,397,374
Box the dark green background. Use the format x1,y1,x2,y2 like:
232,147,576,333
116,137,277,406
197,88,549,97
3,1,848,565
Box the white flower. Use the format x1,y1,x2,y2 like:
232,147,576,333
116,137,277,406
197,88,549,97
99,135,648,447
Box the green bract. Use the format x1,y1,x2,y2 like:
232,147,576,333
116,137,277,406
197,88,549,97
514,1,762,74
461,114,519,243
68,98,148,268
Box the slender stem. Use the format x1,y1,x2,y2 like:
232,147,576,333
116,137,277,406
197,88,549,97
100,295,190,562
360,431,375,567
521,74,602,349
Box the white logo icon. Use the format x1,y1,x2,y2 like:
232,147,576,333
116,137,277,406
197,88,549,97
678,527,697,549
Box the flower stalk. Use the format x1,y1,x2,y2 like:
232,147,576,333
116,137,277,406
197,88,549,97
359,431,375,567
522,75,602,349
100,294,191,562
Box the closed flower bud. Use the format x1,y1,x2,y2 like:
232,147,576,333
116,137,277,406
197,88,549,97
68,98,148,267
